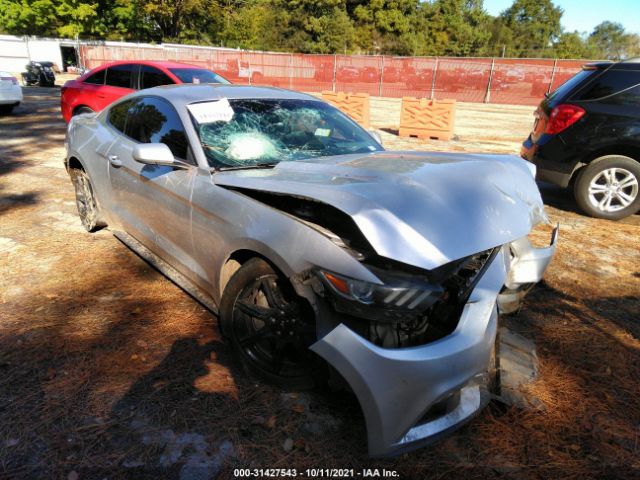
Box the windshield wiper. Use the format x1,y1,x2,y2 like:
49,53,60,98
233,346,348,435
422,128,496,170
216,163,278,172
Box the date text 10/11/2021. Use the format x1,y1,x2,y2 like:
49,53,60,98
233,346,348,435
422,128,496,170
233,468,401,478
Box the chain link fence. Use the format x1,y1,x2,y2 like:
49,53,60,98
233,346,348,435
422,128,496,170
79,42,589,106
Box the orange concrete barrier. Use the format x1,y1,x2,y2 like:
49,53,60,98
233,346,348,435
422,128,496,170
399,98,456,141
321,92,370,128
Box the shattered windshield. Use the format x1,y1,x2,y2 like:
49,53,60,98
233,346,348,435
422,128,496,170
189,98,382,169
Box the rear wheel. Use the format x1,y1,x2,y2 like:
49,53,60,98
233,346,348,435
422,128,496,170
0,105,14,115
70,168,104,232
219,258,322,388
574,155,640,220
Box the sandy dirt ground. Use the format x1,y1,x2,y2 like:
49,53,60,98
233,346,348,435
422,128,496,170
0,85,639,479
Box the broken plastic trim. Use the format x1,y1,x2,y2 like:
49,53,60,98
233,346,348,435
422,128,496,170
498,225,558,314
310,246,506,457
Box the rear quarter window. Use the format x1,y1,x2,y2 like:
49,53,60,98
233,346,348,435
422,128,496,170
83,69,105,85
572,70,640,102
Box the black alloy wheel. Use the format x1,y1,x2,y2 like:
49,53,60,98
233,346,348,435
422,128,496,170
220,258,322,388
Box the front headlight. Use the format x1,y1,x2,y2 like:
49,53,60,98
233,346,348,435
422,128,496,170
317,269,444,322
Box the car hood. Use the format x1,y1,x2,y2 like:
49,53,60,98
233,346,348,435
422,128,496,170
213,151,547,270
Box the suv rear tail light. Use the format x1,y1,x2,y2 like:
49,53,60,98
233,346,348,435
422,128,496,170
545,104,585,135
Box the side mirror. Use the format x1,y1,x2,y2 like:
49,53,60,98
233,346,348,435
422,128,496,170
132,143,175,166
369,130,382,145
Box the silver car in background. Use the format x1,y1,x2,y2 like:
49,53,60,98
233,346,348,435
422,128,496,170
65,84,557,457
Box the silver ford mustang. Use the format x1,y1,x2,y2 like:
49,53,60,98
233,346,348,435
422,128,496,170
65,84,557,457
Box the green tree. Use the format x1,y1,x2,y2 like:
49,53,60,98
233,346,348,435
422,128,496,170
418,0,491,56
0,0,112,37
274,0,356,54
588,21,640,60
220,0,287,50
55,0,99,37
1,0,56,36
349,0,420,54
554,31,590,59
495,0,562,57
136,0,222,42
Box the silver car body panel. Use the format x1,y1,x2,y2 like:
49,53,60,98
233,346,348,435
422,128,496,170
65,84,557,457
213,152,548,272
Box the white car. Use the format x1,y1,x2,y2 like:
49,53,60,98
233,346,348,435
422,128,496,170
0,72,23,114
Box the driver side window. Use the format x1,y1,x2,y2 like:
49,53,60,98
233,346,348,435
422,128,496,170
125,97,190,162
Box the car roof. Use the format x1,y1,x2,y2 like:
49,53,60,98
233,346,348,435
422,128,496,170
128,83,321,105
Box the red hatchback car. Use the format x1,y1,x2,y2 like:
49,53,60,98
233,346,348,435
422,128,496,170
61,60,229,122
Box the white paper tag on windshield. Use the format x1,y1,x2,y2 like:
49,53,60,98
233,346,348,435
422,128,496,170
188,98,234,123
314,128,331,137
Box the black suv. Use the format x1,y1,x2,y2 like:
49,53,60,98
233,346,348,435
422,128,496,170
521,59,640,220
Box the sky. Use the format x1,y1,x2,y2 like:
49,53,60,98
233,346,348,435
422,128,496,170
483,0,640,35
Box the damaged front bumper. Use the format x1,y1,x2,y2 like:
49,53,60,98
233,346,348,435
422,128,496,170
310,229,558,457
498,226,558,314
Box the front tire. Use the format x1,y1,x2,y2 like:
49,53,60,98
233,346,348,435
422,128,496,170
70,168,105,232
219,258,322,388
574,155,640,220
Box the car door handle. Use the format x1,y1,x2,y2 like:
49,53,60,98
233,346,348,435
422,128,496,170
108,155,122,167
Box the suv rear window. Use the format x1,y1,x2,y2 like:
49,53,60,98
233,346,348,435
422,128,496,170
547,69,594,102
573,69,640,101
106,64,135,89
604,84,640,106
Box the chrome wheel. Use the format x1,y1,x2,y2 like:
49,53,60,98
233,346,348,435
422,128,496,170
71,169,99,231
587,167,638,213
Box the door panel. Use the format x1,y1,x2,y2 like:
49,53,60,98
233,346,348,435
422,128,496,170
99,64,136,110
106,96,197,280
